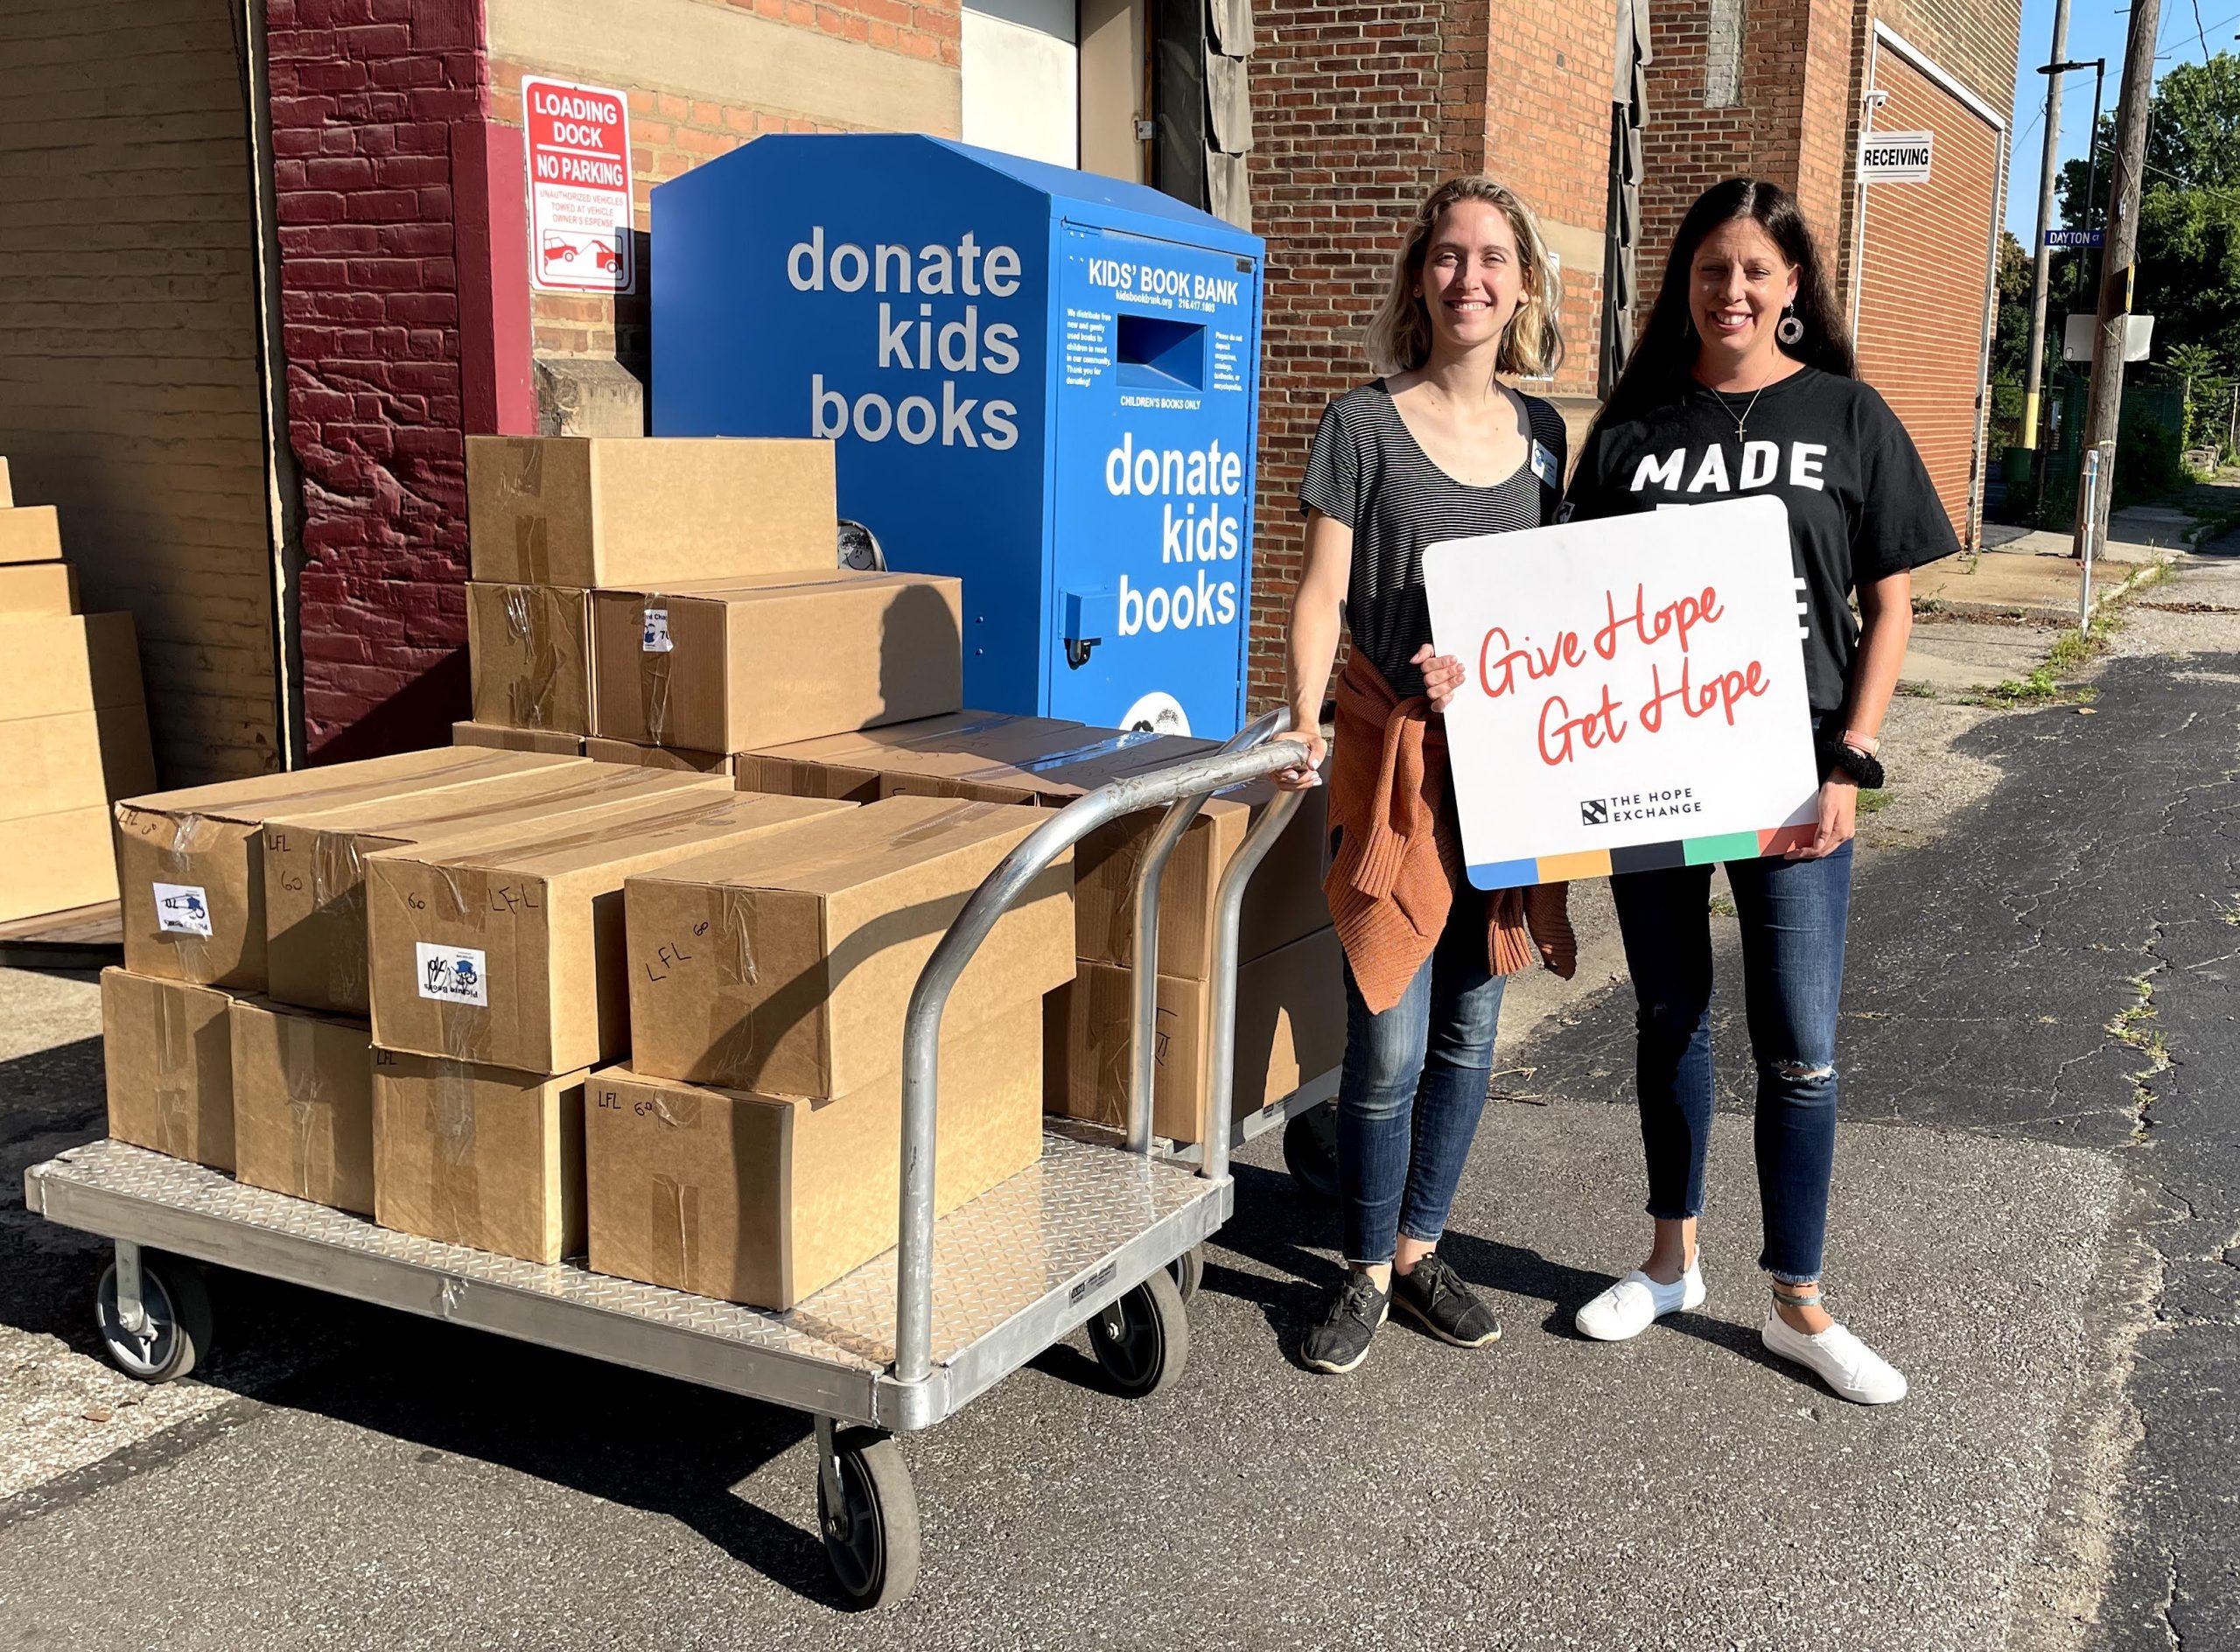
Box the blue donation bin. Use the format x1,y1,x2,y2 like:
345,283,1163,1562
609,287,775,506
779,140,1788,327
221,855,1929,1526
651,134,1265,738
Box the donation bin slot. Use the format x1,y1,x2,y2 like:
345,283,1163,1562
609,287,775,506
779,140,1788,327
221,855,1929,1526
651,135,1264,738
1116,315,1206,392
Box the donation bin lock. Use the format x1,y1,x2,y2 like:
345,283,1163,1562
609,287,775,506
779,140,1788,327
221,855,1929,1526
650,134,1266,738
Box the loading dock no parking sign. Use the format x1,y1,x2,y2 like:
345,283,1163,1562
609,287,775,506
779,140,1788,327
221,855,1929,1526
524,75,634,294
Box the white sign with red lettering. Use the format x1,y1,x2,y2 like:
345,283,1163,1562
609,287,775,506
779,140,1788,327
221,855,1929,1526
523,75,634,294
1422,495,1820,888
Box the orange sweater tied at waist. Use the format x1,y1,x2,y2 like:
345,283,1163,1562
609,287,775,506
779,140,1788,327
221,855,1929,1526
1322,653,1576,1015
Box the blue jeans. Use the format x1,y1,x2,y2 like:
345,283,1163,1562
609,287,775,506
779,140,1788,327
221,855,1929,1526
1608,843,1853,1284
1335,885,1507,1265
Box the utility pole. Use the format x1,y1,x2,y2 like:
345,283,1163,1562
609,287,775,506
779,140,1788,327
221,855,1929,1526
2020,0,2073,467
2075,0,2161,559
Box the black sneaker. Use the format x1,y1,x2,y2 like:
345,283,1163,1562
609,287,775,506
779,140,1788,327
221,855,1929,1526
1391,1253,1502,1348
1300,1269,1390,1375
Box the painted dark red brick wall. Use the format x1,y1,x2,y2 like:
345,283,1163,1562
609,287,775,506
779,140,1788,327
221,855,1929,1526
267,0,531,760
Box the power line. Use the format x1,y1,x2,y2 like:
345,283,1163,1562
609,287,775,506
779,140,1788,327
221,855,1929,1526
2190,0,2212,57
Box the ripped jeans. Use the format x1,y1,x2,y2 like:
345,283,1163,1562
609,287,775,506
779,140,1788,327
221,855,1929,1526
1609,842,1853,1284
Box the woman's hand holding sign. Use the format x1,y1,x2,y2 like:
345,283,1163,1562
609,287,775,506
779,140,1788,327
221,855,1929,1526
1788,776,1857,860
1415,643,1466,712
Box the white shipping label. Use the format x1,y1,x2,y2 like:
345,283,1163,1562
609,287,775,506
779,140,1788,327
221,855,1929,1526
415,942,490,1007
641,605,673,653
151,883,214,937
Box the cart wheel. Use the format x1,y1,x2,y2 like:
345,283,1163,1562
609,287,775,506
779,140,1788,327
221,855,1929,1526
1166,1244,1205,1303
1283,1101,1341,1204
94,1255,213,1383
1087,1267,1191,1399
816,1429,920,1611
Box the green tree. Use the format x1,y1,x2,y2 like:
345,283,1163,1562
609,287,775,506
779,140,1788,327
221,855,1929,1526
2055,53,2240,370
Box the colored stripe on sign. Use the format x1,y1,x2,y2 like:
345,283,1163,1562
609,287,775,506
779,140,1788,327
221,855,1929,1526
1468,823,1807,889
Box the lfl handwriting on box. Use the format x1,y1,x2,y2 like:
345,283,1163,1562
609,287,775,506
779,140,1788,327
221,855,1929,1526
1422,494,1822,890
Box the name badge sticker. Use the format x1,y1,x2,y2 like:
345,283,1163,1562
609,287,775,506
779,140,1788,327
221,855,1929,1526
1530,440,1559,489
416,942,489,1007
152,883,213,937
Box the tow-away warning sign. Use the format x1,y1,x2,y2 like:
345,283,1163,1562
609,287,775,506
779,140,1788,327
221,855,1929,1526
524,75,634,294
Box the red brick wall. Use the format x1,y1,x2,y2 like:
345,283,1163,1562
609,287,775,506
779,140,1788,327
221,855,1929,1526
493,0,963,379
1851,38,2004,544
1243,0,1614,711
267,0,494,759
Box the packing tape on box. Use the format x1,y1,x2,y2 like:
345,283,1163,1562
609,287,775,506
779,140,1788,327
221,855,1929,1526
311,830,370,1008
638,592,674,745
650,1173,701,1284
152,981,195,1158
503,585,567,730
507,444,553,584
282,1012,327,1200
431,1060,481,1242
699,888,764,1088
1012,730,1161,775
430,863,499,1065
133,808,225,976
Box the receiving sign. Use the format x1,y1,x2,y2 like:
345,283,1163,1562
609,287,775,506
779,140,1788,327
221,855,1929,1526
1422,495,1820,890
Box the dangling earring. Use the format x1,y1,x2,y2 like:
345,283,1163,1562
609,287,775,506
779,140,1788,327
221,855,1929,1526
1776,304,1805,346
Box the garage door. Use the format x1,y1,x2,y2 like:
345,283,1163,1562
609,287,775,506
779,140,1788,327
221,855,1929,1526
0,0,281,783
1850,28,2006,551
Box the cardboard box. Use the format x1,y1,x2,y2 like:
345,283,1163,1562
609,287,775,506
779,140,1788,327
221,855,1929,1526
5,704,158,821
3,612,145,720
263,766,730,1017
466,582,593,735
1,806,120,921
746,719,1331,978
583,737,735,776
466,436,836,587
1046,928,1346,1144
0,455,10,506
102,968,234,1169
589,570,963,753
626,795,1074,1098
367,789,854,1074
0,505,63,564
116,748,584,991
372,1052,588,1264
585,1000,1043,1309
229,998,375,1214
452,720,584,754
0,561,78,613
734,711,1082,803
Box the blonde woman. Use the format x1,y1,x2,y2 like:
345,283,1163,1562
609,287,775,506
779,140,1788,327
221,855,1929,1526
1276,176,1577,1376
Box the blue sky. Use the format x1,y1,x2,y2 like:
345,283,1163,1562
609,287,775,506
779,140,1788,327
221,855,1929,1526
2004,0,2240,239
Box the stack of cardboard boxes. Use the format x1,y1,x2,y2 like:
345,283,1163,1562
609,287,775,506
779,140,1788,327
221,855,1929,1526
0,458,158,924
584,794,1075,1309
733,717,1346,1144
453,437,966,768
94,428,1342,1314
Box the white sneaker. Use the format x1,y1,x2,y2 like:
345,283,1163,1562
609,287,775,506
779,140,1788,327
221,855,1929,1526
1760,1312,1909,1404
1573,1261,1705,1341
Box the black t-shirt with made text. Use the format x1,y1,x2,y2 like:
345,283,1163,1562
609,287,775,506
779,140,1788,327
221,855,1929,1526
1564,368,1958,715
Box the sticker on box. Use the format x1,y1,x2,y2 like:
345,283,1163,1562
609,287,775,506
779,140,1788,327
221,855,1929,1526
152,883,214,937
641,604,673,653
416,942,489,1006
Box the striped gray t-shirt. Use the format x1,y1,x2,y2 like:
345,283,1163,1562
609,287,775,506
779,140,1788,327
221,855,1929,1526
1299,380,1567,698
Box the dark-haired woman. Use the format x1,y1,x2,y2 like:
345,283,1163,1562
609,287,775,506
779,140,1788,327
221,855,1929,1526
1277,175,1575,1376
1550,178,1950,1402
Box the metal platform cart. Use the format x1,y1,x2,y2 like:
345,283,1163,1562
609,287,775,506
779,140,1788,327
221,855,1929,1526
26,713,1317,1610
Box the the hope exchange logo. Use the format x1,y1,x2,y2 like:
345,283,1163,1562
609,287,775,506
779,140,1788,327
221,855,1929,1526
1580,799,1610,825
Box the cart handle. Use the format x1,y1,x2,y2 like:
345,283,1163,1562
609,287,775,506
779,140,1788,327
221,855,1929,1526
893,710,1311,1387
1124,707,1301,1154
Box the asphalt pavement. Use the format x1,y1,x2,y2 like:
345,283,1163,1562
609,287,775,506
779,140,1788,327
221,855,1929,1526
1,550,2236,1650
